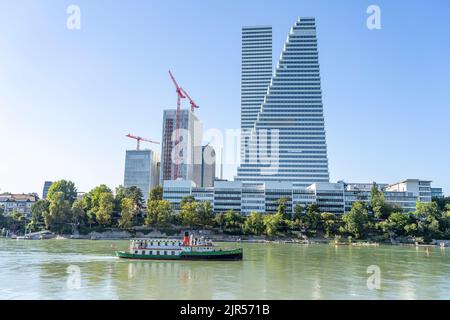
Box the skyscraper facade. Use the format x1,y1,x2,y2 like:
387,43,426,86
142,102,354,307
237,17,330,187
124,150,160,200
160,109,203,185
42,181,53,199
200,144,216,187
240,26,273,164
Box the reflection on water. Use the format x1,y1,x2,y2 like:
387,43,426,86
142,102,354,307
0,239,448,299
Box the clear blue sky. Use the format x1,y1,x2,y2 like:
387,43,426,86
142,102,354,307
0,0,449,196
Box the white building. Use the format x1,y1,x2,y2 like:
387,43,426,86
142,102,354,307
162,178,435,215
0,194,39,219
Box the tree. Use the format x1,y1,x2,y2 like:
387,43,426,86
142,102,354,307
292,203,304,221
44,192,72,232
179,201,199,228
370,182,397,219
276,197,290,219
320,212,339,238
85,185,114,227
119,198,136,229
149,186,163,201
378,212,409,239
145,200,173,227
31,199,49,230
414,201,443,242
223,210,244,231
263,213,284,237
197,202,214,227
180,195,195,207
9,211,26,234
71,199,86,227
342,201,369,239
243,212,265,235
305,204,321,231
96,192,114,227
47,180,77,204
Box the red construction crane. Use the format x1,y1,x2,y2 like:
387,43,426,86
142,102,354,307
181,87,199,112
125,133,160,151
168,70,200,179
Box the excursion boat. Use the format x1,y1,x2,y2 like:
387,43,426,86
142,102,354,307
115,232,243,261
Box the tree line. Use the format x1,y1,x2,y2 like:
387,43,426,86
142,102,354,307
1,181,449,243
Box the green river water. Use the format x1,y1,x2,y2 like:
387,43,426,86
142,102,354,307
0,239,448,299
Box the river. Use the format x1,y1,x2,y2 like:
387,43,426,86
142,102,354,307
0,239,448,299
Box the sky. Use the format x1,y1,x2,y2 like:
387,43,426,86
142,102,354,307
0,0,449,197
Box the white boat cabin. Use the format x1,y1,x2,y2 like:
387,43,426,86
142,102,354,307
129,236,214,256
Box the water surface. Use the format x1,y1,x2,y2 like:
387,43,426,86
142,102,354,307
0,239,448,299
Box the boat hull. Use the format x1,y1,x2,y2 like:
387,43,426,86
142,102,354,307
115,248,243,261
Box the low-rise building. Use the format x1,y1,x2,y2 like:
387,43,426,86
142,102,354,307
431,187,444,199
0,194,39,219
162,178,436,215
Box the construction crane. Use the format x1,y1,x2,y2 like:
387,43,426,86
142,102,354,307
125,133,160,151
168,70,200,179
181,87,199,112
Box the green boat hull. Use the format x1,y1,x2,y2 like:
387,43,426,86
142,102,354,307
116,248,243,261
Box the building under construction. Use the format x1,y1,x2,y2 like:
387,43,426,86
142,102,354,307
124,134,161,200
160,109,203,186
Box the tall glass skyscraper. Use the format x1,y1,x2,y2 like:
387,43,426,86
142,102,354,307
124,150,160,200
240,26,272,164
237,17,330,187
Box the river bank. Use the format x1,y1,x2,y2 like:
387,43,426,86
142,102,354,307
5,229,450,247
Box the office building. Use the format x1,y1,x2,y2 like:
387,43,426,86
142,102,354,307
162,178,435,215
431,187,444,199
124,149,160,200
42,181,53,199
160,109,203,185
199,144,216,187
237,17,330,186
240,26,273,164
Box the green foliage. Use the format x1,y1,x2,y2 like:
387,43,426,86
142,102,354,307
263,213,284,237
118,198,136,229
243,212,265,235
292,203,304,221
44,192,72,232
276,197,290,219
320,212,339,238
145,200,173,227
179,201,199,228
342,201,369,239
47,180,77,204
31,199,49,230
95,192,114,227
180,195,195,207
370,182,398,219
197,201,214,227
71,199,85,226
149,186,163,201
305,204,321,230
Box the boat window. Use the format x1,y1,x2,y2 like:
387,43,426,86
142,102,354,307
142,251,145,255
135,250,138,254
172,251,175,255
156,251,159,255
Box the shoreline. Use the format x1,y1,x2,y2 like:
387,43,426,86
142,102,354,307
3,234,448,247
